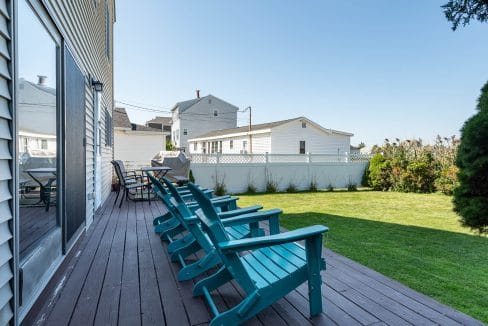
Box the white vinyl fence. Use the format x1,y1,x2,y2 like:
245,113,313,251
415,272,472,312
189,153,370,194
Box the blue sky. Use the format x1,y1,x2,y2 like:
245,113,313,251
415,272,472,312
114,0,488,147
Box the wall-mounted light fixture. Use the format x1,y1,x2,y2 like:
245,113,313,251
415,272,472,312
91,79,104,92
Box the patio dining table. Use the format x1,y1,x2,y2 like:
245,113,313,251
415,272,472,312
23,167,57,211
140,166,171,204
140,166,171,179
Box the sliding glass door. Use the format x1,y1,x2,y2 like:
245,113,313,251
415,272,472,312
17,0,62,312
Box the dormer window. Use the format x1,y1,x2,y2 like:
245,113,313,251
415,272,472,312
302,121,306,128
214,110,218,117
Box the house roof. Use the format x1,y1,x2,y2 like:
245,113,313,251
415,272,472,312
171,97,202,113
131,123,161,132
193,118,298,139
190,117,353,140
147,116,172,125
171,94,239,113
113,107,132,129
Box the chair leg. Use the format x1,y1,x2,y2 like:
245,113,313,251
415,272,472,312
114,189,120,206
177,250,221,281
168,232,195,253
119,188,125,208
306,235,324,316
192,266,233,296
170,239,200,261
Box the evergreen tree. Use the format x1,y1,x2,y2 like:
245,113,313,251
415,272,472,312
453,82,488,234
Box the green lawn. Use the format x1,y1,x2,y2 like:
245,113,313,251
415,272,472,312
237,190,488,323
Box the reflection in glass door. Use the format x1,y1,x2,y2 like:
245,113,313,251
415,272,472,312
17,0,62,311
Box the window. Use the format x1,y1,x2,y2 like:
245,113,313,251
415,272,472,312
243,141,247,150
299,141,306,154
41,139,48,150
193,142,197,151
302,121,307,128
105,2,110,59
202,142,206,154
183,128,188,135
229,140,233,149
105,109,112,147
213,110,218,117
219,141,222,153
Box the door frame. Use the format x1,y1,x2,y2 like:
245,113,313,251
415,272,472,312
14,0,64,320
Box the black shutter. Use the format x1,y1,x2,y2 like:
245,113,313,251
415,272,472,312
64,47,86,244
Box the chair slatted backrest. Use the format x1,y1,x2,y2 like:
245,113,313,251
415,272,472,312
111,160,127,187
187,182,257,292
114,160,128,176
161,177,215,253
146,173,182,218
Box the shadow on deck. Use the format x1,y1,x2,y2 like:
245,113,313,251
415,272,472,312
23,192,482,326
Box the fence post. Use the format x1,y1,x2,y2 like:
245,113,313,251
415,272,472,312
307,153,312,189
215,152,220,185
264,152,269,190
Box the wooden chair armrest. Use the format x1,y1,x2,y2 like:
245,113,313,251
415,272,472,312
218,225,328,253
218,205,263,219
221,209,281,226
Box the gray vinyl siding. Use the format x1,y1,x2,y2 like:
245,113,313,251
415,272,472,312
43,0,115,221
0,0,13,324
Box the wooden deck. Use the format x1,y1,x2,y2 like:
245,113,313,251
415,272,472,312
20,206,57,259
23,192,483,326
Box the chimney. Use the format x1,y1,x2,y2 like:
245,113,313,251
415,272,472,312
196,89,200,98
37,75,47,86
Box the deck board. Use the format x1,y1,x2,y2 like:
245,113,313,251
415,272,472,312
24,192,484,326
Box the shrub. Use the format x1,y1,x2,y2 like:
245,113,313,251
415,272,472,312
309,180,318,192
326,184,334,192
214,180,226,196
435,165,459,195
453,81,488,234
394,153,438,193
266,179,278,193
347,182,358,191
367,154,393,191
361,162,370,187
246,183,257,194
286,183,298,193
189,169,195,183
165,140,176,151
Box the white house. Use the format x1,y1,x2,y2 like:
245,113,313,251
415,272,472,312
171,91,239,151
114,107,169,168
146,116,172,143
188,117,353,155
18,77,57,154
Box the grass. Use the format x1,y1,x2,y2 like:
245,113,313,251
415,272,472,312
237,190,488,323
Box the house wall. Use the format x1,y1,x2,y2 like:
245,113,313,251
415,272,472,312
0,1,115,324
43,0,115,224
189,132,272,154
0,1,15,324
114,130,166,167
270,120,350,155
172,95,238,151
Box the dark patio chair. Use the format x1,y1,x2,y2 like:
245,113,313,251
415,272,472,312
111,160,151,207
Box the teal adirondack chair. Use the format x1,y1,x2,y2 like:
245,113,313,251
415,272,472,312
147,173,262,235
187,182,328,325
148,173,238,232
161,177,284,281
